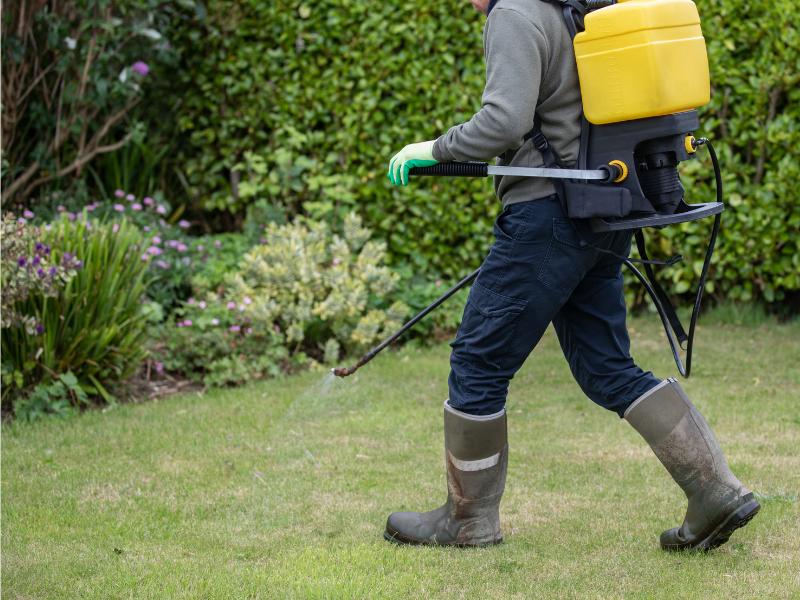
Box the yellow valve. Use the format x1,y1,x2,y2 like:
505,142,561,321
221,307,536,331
609,160,628,183
685,135,697,154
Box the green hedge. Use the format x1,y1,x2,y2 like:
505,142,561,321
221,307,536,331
163,0,799,306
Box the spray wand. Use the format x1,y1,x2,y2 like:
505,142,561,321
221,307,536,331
332,267,480,378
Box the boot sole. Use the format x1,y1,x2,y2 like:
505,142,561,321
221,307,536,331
383,527,503,548
662,496,761,552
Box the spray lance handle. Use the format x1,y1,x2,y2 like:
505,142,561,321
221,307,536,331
409,162,489,178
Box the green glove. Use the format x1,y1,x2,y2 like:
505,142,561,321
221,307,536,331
387,140,438,186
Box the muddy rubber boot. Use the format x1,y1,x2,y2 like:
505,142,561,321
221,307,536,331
625,378,760,551
384,401,507,547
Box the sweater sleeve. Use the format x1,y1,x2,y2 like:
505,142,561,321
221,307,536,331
432,8,549,162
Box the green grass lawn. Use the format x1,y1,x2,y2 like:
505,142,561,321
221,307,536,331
3,315,799,598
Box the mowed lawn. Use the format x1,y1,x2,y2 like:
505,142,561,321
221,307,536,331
2,315,799,599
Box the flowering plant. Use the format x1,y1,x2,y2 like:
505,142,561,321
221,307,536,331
2,215,149,415
1,213,82,335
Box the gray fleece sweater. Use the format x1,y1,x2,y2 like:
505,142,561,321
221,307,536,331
432,0,582,207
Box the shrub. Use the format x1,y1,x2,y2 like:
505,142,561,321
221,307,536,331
153,213,408,386
1,216,150,413
1,0,180,206
162,0,798,308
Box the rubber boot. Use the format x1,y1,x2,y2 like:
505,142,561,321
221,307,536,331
625,378,760,551
384,401,507,547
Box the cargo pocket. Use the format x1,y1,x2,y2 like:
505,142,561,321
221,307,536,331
456,281,528,358
536,218,593,300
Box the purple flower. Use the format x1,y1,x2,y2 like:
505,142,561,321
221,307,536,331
114,189,125,198
113,204,125,212
67,212,76,221
75,260,83,269
243,296,252,305
63,252,74,262
131,61,150,76
154,361,164,374
187,297,195,305
176,321,184,328
196,244,205,252
143,226,150,232
33,256,41,266
35,242,44,252
245,327,253,335
156,205,167,215
155,260,170,270
147,246,162,256
17,218,27,225
229,325,241,332
49,266,57,276
126,193,135,202
44,245,51,255
214,240,222,249
132,203,142,211
57,205,66,212
166,240,179,249
176,243,188,252
152,236,162,245
37,267,46,278
332,257,342,266
141,254,149,261
178,219,191,229
227,301,236,310
112,223,120,233
198,301,207,310
143,197,155,206
35,323,45,335
23,209,34,219
211,318,220,326
17,256,27,267
183,319,193,327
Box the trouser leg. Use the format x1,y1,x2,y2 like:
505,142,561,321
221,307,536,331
448,196,592,415
552,231,661,416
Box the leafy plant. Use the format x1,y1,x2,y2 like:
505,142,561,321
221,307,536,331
1,215,150,413
12,372,86,422
152,213,408,386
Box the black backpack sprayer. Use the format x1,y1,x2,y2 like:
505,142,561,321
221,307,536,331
334,0,723,379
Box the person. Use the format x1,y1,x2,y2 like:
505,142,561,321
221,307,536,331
383,0,759,550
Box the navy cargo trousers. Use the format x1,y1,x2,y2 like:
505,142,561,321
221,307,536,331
448,195,661,417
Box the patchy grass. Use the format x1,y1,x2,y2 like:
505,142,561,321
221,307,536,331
2,317,799,598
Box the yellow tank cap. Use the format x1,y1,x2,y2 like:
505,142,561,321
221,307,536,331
684,135,697,154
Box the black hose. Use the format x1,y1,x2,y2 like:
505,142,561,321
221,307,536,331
332,268,481,377
624,139,723,377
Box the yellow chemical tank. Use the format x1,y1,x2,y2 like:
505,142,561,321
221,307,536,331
574,0,710,125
